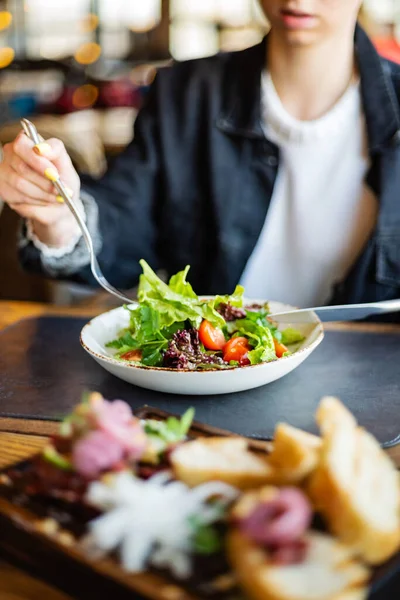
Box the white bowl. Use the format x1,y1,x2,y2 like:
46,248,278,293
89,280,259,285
80,300,324,395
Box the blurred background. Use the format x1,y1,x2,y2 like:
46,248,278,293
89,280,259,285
0,0,398,307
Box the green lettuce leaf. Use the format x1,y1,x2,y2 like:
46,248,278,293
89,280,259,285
225,308,304,364
235,317,277,364
208,284,245,309
107,261,248,366
280,327,305,345
188,503,226,554
168,265,197,299
137,260,226,329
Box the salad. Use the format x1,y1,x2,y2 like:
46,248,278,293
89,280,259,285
106,260,305,370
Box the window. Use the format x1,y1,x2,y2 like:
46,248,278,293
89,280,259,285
25,0,91,59
21,0,162,60
169,0,267,60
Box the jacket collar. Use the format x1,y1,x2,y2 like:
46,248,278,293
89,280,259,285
217,25,400,152
356,25,400,152
216,37,267,140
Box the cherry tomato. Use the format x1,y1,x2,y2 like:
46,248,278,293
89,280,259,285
199,320,226,350
223,337,250,363
274,338,288,358
121,349,142,361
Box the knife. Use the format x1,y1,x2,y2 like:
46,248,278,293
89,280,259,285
269,299,400,323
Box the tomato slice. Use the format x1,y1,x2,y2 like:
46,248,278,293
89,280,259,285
121,349,142,362
273,338,288,358
199,320,226,351
223,336,250,363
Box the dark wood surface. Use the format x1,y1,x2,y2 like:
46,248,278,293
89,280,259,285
0,206,52,302
0,300,399,599
0,302,97,600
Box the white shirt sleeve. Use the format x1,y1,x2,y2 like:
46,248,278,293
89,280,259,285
25,195,85,258
19,190,103,277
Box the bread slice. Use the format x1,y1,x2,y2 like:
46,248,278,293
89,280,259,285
227,528,369,600
170,437,274,489
268,423,322,484
309,397,400,565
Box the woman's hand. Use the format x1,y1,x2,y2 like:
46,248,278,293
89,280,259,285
0,132,83,247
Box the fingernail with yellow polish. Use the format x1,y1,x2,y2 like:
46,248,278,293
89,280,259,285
33,142,52,156
56,195,65,204
44,167,59,182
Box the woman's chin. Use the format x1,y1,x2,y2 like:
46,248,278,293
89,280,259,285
274,25,323,47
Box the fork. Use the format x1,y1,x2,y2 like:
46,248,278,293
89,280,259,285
21,118,135,306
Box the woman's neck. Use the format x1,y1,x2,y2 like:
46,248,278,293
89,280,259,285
267,30,357,121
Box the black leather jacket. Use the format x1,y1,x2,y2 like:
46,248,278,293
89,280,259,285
20,25,400,308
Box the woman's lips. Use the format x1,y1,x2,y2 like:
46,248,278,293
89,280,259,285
280,9,317,30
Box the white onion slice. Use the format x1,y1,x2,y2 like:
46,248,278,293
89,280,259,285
83,471,238,575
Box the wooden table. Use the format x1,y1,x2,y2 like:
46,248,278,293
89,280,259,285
1,300,400,599
0,301,98,600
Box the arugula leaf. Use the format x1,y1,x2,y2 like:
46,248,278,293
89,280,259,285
188,502,226,554
43,446,73,471
140,343,166,366
180,407,195,435
106,329,139,350
137,305,161,339
192,524,222,554
281,327,305,345
105,339,124,349
144,407,195,446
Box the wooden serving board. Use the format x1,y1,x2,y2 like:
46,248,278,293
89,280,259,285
0,408,399,600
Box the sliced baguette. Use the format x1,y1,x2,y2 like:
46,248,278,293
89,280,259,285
170,437,274,489
268,423,322,484
309,397,400,565
227,529,369,600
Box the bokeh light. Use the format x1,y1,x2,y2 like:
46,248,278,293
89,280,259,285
170,0,217,21
80,13,99,33
74,42,101,65
128,0,161,32
0,47,15,68
72,84,99,109
170,22,219,60
0,11,12,31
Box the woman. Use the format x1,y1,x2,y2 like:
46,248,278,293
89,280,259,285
1,0,400,309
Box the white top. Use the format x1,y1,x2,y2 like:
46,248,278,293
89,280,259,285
26,207,83,258
240,72,378,307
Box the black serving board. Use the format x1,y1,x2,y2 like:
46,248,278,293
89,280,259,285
0,316,399,447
